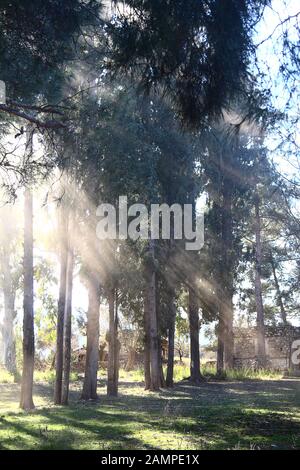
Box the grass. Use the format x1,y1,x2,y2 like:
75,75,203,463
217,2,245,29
222,367,283,381
172,362,283,382
0,368,15,384
199,364,283,381
0,366,299,450
104,364,284,384
1,362,283,386
34,369,79,384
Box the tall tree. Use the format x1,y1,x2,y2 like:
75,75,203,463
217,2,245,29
254,191,267,367
143,291,151,390
20,186,35,410
144,240,160,391
0,0,101,129
20,128,35,410
199,126,251,374
188,285,202,383
108,0,268,128
54,202,69,405
81,273,101,400
107,284,119,397
268,249,288,325
61,235,74,405
0,206,20,375
165,288,176,388
0,247,17,374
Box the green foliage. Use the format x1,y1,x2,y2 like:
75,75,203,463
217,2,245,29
108,0,269,128
34,259,58,360
0,0,101,103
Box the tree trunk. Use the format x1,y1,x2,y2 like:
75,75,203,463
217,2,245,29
217,316,225,376
143,293,151,390
157,336,166,388
224,295,234,370
145,240,160,391
0,248,17,375
54,204,69,405
107,287,118,397
178,350,183,363
254,195,266,368
113,291,120,392
270,253,287,325
81,275,101,400
221,176,234,370
188,286,202,383
166,292,176,387
125,347,136,372
61,244,74,405
20,188,35,410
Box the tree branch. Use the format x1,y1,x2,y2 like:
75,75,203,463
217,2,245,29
0,103,67,129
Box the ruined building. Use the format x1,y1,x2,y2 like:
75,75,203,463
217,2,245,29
233,325,300,373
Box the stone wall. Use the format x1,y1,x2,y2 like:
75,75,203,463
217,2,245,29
233,326,300,371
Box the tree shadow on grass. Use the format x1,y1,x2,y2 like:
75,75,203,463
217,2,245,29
0,406,156,450
1,378,300,450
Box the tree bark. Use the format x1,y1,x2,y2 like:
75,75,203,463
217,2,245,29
113,291,120,392
254,195,266,368
157,336,166,388
217,316,225,376
81,275,101,400
107,287,119,397
188,286,202,383
61,244,74,405
270,252,287,325
143,293,151,390
0,248,17,375
125,347,136,372
224,295,234,370
54,204,69,405
145,240,160,391
20,188,35,410
221,175,234,370
166,291,176,387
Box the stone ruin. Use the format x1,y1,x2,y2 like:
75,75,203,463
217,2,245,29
233,325,300,373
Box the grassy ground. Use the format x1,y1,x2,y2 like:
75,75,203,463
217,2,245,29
0,366,300,450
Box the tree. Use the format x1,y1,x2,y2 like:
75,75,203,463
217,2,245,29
239,142,295,363
54,201,69,405
34,259,57,365
107,283,120,397
61,230,74,405
165,287,176,387
144,240,160,391
0,205,20,375
143,288,151,390
0,0,101,128
268,249,288,325
188,285,202,383
253,190,267,367
175,312,189,364
108,0,268,128
81,272,101,400
20,129,35,410
198,125,253,374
